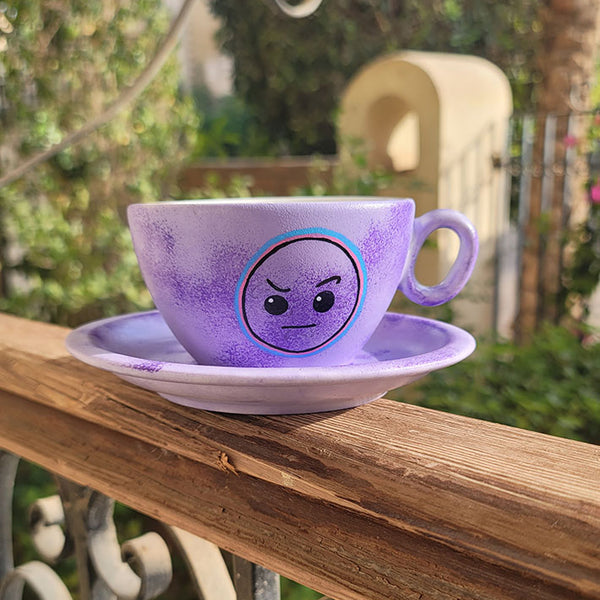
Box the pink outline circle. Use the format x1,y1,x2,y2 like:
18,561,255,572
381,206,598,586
237,232,366,355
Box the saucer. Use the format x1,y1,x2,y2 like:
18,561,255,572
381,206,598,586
65,310,476,415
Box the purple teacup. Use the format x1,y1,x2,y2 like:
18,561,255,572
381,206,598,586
127,197,478,367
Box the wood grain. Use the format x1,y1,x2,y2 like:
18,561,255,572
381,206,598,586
0,312,599,599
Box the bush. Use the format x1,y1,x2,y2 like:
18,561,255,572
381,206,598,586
399,325,600,445
191,86,274,158
0,0,199,326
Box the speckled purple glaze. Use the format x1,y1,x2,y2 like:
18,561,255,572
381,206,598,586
64,310,476,415
127,197,478,367
126,359,165,373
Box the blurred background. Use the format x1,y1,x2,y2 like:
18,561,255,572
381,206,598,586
1,1,599,597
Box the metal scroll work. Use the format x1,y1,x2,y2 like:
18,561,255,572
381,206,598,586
0,451,280,600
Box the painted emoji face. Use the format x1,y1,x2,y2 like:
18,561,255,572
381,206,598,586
236,229,367,355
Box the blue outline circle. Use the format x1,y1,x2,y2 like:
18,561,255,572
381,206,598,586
235,227,368,356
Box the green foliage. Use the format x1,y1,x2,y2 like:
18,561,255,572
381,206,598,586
0,0,198,326
192,86,274,157
209,0,541,154
280,579,322,600
564,199,600,317
398,325,600,445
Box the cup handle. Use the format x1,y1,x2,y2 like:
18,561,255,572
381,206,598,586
399,209,478,306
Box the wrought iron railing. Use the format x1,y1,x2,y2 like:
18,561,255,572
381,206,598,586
497,110,598,337
1,451,280,599
0,311,598,599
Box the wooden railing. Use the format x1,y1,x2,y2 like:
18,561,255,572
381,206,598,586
0,312,598,599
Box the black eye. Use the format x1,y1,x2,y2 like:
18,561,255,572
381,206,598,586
313,290,335,313
264,295,288,315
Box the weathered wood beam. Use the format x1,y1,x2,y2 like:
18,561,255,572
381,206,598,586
0,313,598,599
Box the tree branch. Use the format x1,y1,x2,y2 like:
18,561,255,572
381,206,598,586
0,0,196,189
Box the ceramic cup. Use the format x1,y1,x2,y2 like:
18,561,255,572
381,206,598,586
127,197,478,368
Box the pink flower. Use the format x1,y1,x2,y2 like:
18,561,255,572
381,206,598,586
595,113,600,126
590,181,600,204
563,134,579,148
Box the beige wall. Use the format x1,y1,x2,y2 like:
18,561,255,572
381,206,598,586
340,51,514,336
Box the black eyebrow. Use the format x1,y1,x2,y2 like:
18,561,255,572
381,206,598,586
267,278,291,293
316,275,341,287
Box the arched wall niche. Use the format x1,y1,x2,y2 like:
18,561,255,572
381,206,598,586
339,51,514,335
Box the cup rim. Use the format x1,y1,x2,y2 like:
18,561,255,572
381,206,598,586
128,196,415,209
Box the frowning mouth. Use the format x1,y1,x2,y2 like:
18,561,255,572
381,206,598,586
281,324,317,329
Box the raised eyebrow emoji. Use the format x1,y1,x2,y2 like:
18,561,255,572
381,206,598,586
266,278,291,293
316,275,341,287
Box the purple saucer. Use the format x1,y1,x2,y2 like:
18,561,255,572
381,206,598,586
65,311,475,414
